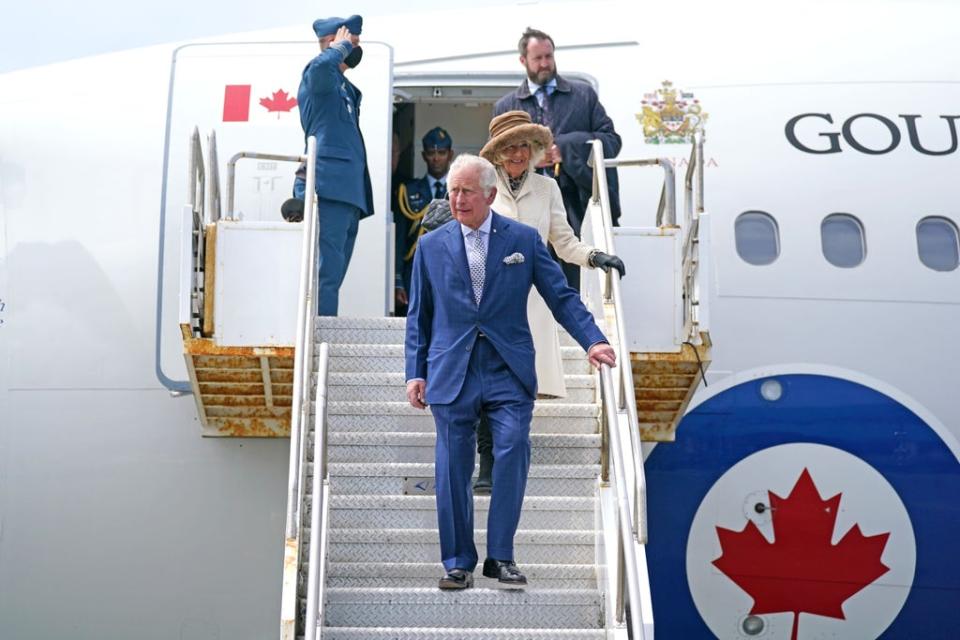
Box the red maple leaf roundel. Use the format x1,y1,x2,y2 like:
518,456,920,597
259,89,298,118
712,468,890,640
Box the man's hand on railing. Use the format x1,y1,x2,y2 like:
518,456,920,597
588,343,617,369
590,251,626,278
406,379,427,410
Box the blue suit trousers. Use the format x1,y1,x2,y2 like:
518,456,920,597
317,198,361,316
429,337,534,572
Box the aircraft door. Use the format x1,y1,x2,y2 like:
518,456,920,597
157,41,393,388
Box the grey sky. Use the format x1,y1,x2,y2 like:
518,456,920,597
0,0,542,73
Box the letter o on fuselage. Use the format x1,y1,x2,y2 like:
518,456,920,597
841,113,901,155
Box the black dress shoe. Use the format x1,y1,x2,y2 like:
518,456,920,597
482,558,527,588
438,568,473,590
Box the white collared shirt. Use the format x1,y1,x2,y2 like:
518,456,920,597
527,77,558,107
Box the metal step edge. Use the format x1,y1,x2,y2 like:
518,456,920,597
329,495,594,511
325,432,601,447
326,344,588,359
325,587,600,604
326,373,595,388
329,528,595,544
325,401,599,417
325,562,595,580
326,462,600,479
319,628,605,639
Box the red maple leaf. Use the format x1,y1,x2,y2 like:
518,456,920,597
259,89,298,118
712,468,890,640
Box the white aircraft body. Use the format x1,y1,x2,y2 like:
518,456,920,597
1,1,957,638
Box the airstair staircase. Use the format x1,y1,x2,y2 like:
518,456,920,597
177,128,710,640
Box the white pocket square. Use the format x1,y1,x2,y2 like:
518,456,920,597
503,252,525,265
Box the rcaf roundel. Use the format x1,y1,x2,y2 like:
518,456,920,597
644,374,960,639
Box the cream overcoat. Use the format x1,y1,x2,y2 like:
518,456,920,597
493,170,597,398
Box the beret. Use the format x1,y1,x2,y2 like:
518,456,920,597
312,14,363,38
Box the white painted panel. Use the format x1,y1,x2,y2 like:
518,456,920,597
213,221,300,346
615,228,681,353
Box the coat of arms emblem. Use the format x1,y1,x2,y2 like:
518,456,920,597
636,80,708,144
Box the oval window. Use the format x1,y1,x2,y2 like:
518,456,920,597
821,213,865,268
917,216,959,272
735,211,780,265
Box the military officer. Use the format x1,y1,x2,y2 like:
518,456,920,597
394,127,454,313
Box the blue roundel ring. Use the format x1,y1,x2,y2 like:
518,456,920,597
644,373,960,639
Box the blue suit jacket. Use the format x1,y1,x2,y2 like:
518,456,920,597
405,212,606,405
297,42,374,218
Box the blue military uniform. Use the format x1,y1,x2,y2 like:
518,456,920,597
394,127,452,309
296,14,374,316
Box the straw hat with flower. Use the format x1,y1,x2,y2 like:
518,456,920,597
479,110,553,164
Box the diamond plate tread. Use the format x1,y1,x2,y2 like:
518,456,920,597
315,318,577,347
324,345,592,375
325,412,598,435
317,373,596,404
329,495,595,530
324,462,599,497
324,432,600,465
325,529,595,564
325,562,596,590
323,588,602,629
321,628,605,640
327,401,599,418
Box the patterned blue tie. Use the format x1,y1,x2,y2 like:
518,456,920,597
434,180,445,199
469,230,485,305
537,85,551,127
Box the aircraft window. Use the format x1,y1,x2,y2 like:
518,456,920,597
821,213,866,268
916,216,959,272
734,211,780,265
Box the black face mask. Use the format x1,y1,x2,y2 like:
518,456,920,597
344,45,363,68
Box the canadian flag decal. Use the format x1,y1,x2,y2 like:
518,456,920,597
222,85,298,122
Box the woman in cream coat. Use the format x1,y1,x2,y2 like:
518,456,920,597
479,110,625,398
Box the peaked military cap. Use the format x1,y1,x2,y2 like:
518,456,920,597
312,14,363,38
422,127,453,150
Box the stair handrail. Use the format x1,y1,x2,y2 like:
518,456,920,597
304,342,331,639
225,150,311,219
588,139,662,545
599,364,649,639
285,136,318,537
681,132,709,343
206,129,222,223
280,137,318,639
185,127,206,336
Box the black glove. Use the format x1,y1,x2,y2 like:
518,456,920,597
281,197,304,222
591,251,625,278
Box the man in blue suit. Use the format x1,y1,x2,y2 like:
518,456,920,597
405,154,615,590
296,14,374,315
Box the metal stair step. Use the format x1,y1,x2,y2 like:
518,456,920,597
326,401,598,418
321,628,606,639
317,373,595,404
328,495,595,530
315,317,578,347
325,344,592,375
324,411,598,434
323,432,601,465
324,528,595,564
323,587,602,629
325,562,596,589
324,462,599,497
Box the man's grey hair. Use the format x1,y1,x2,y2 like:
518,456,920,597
449,154,497,196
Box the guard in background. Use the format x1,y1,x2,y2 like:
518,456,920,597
297,14,374,316
394,127,455,314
